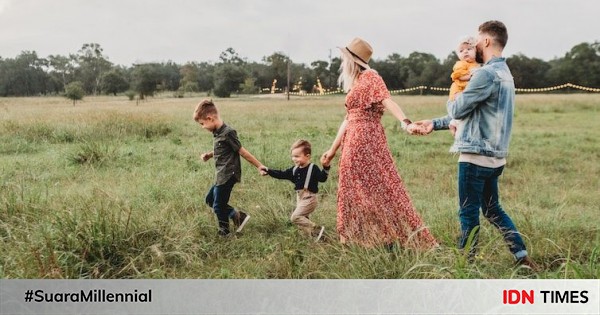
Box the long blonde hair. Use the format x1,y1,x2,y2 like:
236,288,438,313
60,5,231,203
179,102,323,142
338,49,362,92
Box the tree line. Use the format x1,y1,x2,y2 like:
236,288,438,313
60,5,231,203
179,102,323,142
1,42,599,98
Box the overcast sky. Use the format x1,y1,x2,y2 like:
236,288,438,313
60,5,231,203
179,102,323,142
1,0,599,66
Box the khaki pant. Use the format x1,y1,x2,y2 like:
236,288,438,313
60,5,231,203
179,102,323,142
291,190,318,235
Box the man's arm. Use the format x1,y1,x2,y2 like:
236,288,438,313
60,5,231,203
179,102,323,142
432,115,452,131
447,69,494,119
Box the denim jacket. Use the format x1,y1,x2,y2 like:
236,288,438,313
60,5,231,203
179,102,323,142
432,57,514,158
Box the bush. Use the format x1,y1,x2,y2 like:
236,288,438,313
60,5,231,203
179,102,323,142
64,81,85,105
125,90,136,101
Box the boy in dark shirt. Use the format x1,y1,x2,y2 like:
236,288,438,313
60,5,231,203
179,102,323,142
193,99,266,236
260,140,329,241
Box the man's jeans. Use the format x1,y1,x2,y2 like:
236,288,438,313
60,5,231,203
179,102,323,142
458,162,528,260
205,177,236,234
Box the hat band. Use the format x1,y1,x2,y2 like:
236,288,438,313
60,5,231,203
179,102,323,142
346,47,368,65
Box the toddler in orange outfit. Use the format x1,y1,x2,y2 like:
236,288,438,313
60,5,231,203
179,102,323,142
449,36,480,136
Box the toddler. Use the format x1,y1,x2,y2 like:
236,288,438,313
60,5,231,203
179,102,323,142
261,140,329,241
449,36,480,137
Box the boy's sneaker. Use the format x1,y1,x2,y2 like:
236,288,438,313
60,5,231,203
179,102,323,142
233,211,250,233
516,256,541,272
217,221,230,237
217,230,230,237
314,226,325,242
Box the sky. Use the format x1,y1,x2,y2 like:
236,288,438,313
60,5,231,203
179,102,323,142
1,0,599,66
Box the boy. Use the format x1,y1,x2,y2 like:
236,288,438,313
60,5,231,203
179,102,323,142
260,140,329,242
193,99,266,236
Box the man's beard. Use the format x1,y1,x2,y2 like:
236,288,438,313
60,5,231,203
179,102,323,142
475,48,484,63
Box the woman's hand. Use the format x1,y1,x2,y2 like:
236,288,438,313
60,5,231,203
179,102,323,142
321,149,335,167
410,120,434,135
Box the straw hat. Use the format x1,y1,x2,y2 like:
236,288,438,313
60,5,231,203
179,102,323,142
343,37,372,69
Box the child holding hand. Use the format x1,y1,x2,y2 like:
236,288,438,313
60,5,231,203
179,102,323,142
261,140,329,241
194,99,266,237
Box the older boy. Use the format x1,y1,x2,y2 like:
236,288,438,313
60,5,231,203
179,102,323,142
194,99,266,236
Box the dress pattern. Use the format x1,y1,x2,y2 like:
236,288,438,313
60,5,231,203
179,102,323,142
337,69,438,248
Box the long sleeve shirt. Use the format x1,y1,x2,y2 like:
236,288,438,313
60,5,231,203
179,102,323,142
267,163,329,193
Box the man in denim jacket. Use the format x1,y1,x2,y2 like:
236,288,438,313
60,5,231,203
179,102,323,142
413,20,538,270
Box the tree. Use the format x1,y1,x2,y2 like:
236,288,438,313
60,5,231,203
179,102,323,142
131,63,162,99
245,61,270,91
432,53,456,89
329,57,341,89
0,51,49,96
262,52,290,90
76,43,112,95
311,60,332,91
64,81,85,105
159,61,181,91
507,54,551,88
290,63,315,92
213,63,246,97
240,77,258,94
196,62,215,92
47,54,77,92
180,62,200,93
547,42,600,87
219,47,245,65
403,52,440,88
100,69,129,95
372,53,407,90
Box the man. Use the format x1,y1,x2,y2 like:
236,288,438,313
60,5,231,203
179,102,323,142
413,20,538,270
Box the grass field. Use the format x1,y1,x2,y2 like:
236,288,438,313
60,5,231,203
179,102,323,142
0,93,598,279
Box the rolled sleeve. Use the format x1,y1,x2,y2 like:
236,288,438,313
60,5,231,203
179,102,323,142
225,130,242,153
447,69,494,119
433,115,452,130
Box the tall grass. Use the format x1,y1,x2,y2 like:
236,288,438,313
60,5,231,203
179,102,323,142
0,94,598,279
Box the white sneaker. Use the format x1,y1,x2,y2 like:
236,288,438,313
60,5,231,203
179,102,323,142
315,226,325,242
234,211,250,233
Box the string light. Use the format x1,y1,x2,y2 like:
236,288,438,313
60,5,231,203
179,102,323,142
265,82,600,96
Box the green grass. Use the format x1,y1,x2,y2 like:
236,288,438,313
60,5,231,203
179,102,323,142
0,94,598,279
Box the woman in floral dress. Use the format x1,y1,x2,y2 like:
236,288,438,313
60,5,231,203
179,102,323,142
321,38,437,248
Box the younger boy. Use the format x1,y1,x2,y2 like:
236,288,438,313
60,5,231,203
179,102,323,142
260,140,329,241
193,99,266,236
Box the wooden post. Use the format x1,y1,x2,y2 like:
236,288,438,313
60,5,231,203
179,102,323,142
287,59,290,101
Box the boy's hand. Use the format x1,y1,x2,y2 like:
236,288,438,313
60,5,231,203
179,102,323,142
200,152,213,162
258,165,268,176
321,150,334,167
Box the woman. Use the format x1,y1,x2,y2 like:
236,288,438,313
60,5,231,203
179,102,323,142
321,37,437,248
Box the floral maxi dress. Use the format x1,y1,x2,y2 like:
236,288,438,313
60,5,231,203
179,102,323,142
337,69,437,248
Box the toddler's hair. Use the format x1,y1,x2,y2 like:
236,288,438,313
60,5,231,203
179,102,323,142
291,139,311,155
193,99,218,121
455,36,478,56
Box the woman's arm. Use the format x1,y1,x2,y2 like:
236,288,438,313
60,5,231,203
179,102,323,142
321,116,348,166
382,97,417,133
